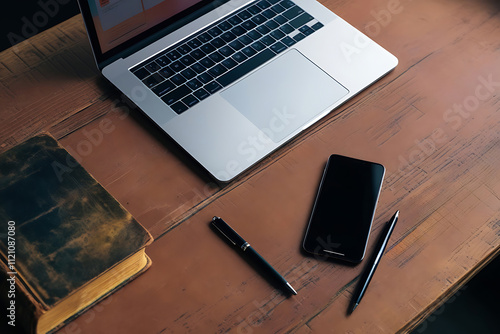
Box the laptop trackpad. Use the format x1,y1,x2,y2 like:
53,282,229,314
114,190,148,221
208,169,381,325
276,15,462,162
220,49,349,143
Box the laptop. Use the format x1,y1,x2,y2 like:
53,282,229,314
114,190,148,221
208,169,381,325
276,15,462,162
77,0,397,182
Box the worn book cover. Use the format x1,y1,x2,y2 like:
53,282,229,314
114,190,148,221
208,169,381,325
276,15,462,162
0,134,153,333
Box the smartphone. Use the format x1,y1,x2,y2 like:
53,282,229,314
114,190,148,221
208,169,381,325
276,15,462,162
302,155,385,263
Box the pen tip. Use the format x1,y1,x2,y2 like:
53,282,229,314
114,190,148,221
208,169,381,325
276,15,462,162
287,282,297,295
350,303,358,314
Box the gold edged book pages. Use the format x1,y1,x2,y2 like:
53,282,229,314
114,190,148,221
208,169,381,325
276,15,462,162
0,134,153,333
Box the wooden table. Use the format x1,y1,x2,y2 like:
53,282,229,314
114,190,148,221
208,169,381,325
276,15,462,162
1,0,499,332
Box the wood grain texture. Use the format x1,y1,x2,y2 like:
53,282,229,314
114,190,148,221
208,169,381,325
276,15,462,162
0,0,499,333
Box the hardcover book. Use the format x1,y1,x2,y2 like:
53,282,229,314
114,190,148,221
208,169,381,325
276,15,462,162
0,134,153,333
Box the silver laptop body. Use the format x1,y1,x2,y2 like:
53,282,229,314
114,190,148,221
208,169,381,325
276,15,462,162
78,0,397,182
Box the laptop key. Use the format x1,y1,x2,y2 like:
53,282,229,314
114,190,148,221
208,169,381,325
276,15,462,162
208,26,223,37
201,43,216,54
248,5,262,15
283,6,304,20
221,31,237,43
162,84,192,105
206,82,223,94
292,32,306,42
187,78,203,90
248,30,263,40
178,44,192,54
280,0,295,9
158,66,175,78
257,0,271,10
270,41,287,54
170,101,189,114
281,36,296,47
156,56,170,66
242,20,257,30
170,61,186,72
182,95,199,108
145,62,161,72
265,19,279,30
280,23,294,34
229,39,245,50
211,37,225,48
238,10,252,21
228,16,243,26
208,51,224,63
181,68,197,80
290,13,314,29
231,25,247,36
271,4,286,13
260,35,276,46
209,64,227,77
198,72,213,84
187,38,202,49
299,26,314,36
270,29,285,40
143,73,164,88
218,21,233,31
166,50,181,61
262,9,277,19
217,48,274,87
222,58,238,69
241,46,257,57
274,14,287,25
312,22,324,30
191,63,206,74
152,80,175,96
232,51,247,63
190,49,206,60
193,88,210,101
200,57,215,68
252,14,267,25
133,68,150,80
219,45,235,57
239,35,253,45
256,25,271,35
198,32,212,43
180,55,196,66
251,41,266,52
171,73,187,85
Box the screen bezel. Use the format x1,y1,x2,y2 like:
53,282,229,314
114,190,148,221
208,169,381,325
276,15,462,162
77,0,225,69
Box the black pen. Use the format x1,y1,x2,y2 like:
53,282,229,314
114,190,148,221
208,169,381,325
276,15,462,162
211,216,297,295
348,210,399,314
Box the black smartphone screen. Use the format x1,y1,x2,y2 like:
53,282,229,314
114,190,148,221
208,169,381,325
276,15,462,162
303,155,385,263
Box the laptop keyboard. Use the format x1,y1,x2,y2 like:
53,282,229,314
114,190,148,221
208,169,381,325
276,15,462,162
130,0,324,114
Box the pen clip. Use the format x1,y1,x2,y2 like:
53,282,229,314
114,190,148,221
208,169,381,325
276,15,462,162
211,217,246,248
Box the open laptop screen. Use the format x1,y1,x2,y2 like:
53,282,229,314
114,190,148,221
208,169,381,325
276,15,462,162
79,0,219,67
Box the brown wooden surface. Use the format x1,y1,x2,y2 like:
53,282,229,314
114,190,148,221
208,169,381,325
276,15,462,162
1,0,499,333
